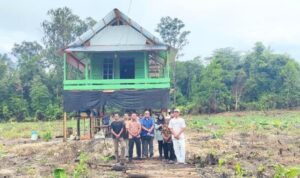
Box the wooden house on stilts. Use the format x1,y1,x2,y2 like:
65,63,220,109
62,8,176,140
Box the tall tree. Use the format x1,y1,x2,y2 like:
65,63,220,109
231,69,247,110
30,76,51,120
156,17,190,106
196,59,230,113
280,60,300,108
42,7,89,51
176,57,203,102
12,41,45,112
12,41,43,59
0,53,28,121
0,54,9,80
84,17,97,28
41,7,96,102
156,17,190,58
0,54,10,120
211,48,244,110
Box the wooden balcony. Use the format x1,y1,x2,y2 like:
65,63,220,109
63,78,170,90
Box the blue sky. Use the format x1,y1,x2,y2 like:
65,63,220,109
0,0,300,62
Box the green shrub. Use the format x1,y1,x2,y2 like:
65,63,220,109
73,152,89,178
211,130,225,139
53,168,67,178
1,105,11,121
35,110,45,121
45,104,63,120
42,131,52,142
100,154,114,163
235,163,244,177
274,164,300,178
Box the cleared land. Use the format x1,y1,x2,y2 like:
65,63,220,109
0,110,300,177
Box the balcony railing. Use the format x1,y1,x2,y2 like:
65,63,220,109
63,78,170,90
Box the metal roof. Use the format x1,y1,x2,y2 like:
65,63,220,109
90,26,148,46
66,8,168,52
65,45,167,52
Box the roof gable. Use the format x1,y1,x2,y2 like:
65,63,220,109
90,25,148,46
67,8,167,51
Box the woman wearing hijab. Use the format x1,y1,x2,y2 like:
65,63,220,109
155,113,165,159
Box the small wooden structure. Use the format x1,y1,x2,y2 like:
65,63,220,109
62,8,176,140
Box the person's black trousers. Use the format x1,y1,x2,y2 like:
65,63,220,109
158,140,164,157
163,142,176,160
141,136,154,158
128,137,141,160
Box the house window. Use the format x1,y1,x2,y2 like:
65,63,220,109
103,58,113,79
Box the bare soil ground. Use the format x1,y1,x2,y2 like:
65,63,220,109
186,111,300,177
0,138,198,178
0,110,300,177
187,129,300,177
125,158,199,178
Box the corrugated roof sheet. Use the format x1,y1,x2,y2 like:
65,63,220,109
66,8,168,52
65,45,167,52
90,26,148,46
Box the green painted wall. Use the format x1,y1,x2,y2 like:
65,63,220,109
91,54,103,79
114,57,120,79
135,57,145,79
64,51,171,90
90,52,146,79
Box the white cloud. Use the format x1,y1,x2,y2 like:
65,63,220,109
139,0,300,60
0,0,299,61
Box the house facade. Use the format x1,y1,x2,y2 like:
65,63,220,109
63,8,176,112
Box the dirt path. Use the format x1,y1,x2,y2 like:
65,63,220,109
0,137,200,178
124,158,199,178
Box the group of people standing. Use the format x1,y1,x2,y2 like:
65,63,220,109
110,109,186,164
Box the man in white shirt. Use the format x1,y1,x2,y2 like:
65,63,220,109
168,109,186,164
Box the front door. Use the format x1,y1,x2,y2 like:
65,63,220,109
120,58,135,79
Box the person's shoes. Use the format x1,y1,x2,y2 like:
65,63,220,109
168,160,175,164
136,157,141,160
128,159,133,163
177,162,187,165
143,155,148,159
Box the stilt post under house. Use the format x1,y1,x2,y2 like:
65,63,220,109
89,116,92,139
77,111,80,139
63,112,67,142
83,117,86,135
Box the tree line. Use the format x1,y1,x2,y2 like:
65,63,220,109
174,44,300,113
0,7,96,121
0,7,299,121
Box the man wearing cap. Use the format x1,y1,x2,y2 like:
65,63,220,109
168,109,186,164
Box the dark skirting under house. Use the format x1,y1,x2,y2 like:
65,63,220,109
63,89,170,112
